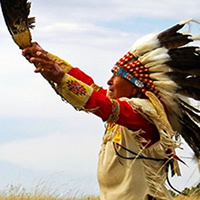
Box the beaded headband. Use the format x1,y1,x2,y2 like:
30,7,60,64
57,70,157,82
112,64,145,88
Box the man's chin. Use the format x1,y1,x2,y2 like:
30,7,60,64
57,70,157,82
106,90,113,98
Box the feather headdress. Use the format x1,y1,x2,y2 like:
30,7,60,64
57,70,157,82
112,19,200,159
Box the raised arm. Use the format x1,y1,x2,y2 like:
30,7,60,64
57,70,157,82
22,42,159,146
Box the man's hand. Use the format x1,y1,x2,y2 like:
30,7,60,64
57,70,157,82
22,42,65,84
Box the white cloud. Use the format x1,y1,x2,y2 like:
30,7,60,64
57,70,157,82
0,132,100,173
31,0,200,24
109,0,200,19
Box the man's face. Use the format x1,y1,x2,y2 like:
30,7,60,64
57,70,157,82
107,73,136,99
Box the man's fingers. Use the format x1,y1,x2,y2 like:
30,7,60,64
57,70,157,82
34,67,42,73
36,51,49,61
30,57,54,72
30,57,45,65
22,42,43,57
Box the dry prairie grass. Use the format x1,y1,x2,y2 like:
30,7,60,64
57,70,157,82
0,195,199,200
0,185,198,200
0,197,100,200
0,194,100,200
0,194,199,200
0,196,199,200
0,185,100,200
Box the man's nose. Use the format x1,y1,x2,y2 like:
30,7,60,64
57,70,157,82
107,76,113,86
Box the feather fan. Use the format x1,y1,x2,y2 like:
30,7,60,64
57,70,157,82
0,0,63,104
0,0,35,49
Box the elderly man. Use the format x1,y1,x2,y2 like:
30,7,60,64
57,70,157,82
22,19,200,200
22,42,173,200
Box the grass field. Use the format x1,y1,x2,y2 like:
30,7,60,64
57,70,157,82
0,185,199,200
0,196,199,200
0,193,199,200
0,186,100,200
0,194,100,200
0,197,100,200
0,195,199,200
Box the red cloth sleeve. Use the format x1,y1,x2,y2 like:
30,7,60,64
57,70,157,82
85,91,160,146
69,67,107,95
68,67,94,85
68,67,159,146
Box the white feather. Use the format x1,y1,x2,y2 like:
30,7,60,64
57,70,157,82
188,34,200,41
148,65,172,72
139,47,170,64
179,18,200,26
129,33,160,57
153,80,178,92
149,73,170,81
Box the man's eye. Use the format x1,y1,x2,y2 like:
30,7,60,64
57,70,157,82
113,73,120,77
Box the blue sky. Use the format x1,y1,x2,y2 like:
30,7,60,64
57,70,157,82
0,0,200,197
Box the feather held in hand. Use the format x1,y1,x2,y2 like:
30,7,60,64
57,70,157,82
0,0,35,49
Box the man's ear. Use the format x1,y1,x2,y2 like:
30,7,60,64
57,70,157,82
131,87,138,97
131,87,142,97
